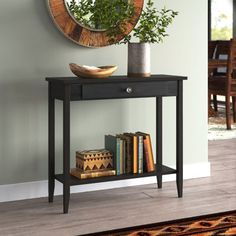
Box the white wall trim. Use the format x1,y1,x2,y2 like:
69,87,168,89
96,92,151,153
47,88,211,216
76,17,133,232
0,162,210,203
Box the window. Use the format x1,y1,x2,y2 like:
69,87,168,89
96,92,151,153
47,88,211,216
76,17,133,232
211,0,233,40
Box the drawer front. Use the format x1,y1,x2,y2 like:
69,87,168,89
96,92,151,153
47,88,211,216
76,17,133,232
82,81,177,100
71,85,82,100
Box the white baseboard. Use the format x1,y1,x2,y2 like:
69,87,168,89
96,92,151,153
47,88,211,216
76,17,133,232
0,162,211,203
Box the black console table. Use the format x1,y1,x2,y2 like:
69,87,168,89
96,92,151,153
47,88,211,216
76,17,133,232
46,75,187,213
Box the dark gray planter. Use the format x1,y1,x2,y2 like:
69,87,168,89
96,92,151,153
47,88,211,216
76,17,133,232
128,42,151,77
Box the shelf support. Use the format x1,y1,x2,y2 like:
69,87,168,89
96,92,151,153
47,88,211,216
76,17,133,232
48,82,55,203
176,80,183,198
156,96,163,188
63,84,71,213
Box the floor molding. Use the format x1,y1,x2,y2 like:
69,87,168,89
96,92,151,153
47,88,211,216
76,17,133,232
0,162,211,203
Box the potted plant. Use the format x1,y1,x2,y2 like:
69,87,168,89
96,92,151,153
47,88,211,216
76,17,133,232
67,0,178,76
119,0,178,77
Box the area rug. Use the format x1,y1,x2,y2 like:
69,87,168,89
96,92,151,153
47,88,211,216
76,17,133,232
208,104,236,140
81,210,236,236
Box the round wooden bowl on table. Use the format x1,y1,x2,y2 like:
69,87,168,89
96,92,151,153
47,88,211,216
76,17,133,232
69,63,117,78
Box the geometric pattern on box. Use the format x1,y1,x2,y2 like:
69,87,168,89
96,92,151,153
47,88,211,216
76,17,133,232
76,149,113,172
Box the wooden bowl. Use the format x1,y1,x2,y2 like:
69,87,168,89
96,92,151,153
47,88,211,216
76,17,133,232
69,63,117,78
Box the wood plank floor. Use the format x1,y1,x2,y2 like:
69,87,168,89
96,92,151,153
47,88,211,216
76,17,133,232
0,139,235,236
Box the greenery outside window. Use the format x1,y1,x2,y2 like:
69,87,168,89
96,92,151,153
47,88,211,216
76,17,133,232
211,0,233,40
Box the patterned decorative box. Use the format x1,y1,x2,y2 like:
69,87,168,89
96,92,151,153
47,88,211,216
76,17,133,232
76,149,113,172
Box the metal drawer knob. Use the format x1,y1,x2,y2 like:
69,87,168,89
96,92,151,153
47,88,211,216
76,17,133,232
126,87,133,94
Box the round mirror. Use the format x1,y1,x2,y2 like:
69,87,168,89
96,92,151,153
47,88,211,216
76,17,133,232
48,0,144,47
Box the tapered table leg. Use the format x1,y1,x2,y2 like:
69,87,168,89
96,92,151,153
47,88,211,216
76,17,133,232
63,85,71,213
156,97,163,188
176,80,183,198
233,97,236,122
48,82,55,203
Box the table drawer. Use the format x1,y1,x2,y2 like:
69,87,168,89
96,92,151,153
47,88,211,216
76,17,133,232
82,81,177,100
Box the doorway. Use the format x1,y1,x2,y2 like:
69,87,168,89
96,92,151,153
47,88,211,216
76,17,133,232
208,0,236,138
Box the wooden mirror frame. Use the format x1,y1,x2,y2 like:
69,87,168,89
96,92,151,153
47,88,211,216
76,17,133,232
47,0,144,48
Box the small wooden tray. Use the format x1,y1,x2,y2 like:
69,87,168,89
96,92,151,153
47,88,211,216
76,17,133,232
69,63,117,78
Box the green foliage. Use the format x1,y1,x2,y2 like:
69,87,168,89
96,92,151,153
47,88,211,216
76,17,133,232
67,0,93,28
211,11,232,40
122,0,178,44
67,0,178,44
210,0,233,40
67,0,135,35
211,27,232,40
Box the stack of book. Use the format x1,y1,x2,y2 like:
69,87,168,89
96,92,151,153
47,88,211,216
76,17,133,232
105,132,155,175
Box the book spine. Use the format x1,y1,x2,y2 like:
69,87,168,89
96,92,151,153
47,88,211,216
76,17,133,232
71,169,116,179
133,135,138,174
123,139,126,174
119,138,123,175
126,138,132,173
143,138,151,172
116,137,121,175
146,135,155,172
138,135,143,174
104,135,116,171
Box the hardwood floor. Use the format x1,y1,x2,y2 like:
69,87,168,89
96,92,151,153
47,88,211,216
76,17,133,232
0,139,235,236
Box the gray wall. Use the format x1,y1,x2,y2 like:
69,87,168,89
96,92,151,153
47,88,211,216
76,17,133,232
0,0,208,185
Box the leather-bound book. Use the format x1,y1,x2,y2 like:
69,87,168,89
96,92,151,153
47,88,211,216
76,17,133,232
71,168,116,179
105,135,121,175
124,133,138,174
136,132,155,172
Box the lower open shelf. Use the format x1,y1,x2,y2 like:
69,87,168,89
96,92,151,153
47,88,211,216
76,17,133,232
55,165,176,186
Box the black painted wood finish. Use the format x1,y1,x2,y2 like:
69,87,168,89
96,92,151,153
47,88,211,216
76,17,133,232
46,75,187,213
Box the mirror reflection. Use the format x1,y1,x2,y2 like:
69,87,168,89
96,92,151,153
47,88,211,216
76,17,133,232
65,0,105,31
65,0,133,31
